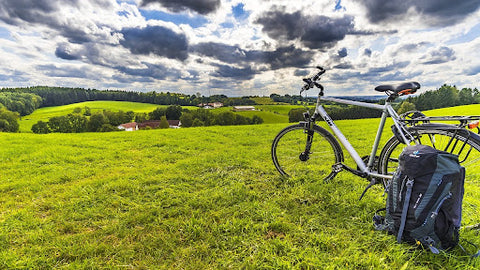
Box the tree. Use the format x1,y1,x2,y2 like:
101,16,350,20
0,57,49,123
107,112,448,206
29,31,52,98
84,106,91,116
192,118,204,127
251,115,264,124
48,116,72,133
149,107,166,120
98,124,118,132
288,108,307,122
32,121,50,134
0,108,19,132
165,105,182,120
68,114,88,133
159,116,169,129
397,101,416,115
135,112,148,123
87,113,107,132
180,112,193,127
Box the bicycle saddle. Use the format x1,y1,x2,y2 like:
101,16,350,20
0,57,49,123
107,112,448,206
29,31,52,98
374,82,421,95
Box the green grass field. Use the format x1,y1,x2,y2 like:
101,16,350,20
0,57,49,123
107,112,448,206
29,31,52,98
2,105,480,268
18,101,198,133
424,104,480,116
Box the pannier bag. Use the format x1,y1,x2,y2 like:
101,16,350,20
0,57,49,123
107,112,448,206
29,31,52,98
374,144,465,253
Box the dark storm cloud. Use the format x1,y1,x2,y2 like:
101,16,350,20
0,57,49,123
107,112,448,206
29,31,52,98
53,43,110,67
294,69,309,77
192,43,314,70
355,0,480,26
55,44,80,60
421,47,456,65
120,25,189,61
329,61,412,82
255,8,367,49
0,0,57,25
192,42,248,63
116,62,182,81
338,48,348,58
262,46,314,69
140,0,221,15
212,64,257,80
333,63,354,69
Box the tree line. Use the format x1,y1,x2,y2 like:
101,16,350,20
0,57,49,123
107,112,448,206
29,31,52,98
180,109,263,127
31,105,263,133
0,92,43,116
0,87,259,109
288,105,382,122
398,85,480,113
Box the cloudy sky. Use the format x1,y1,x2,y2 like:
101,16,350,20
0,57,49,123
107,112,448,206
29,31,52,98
0,0,479,96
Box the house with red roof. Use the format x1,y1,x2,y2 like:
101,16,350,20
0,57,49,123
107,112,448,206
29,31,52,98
118,122,138,131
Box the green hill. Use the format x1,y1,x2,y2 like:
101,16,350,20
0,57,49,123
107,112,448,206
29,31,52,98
18,101,297,132
18,101,198,132
1,108,479,268
424,103,480,116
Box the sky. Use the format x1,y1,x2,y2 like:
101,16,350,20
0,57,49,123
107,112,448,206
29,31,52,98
0,0,479,97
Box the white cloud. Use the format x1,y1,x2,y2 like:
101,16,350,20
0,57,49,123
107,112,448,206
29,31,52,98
0,0,478,96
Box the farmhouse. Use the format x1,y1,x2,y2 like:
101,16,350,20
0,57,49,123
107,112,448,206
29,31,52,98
198,102,223,109
137,120,181,129
118,122,138,131
233,106,256,111
168,120,181,128
138,120,160,129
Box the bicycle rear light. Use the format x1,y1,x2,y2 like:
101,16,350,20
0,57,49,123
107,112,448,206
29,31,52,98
468,120,479,129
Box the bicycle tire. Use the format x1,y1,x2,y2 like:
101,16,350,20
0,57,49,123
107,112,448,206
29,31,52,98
271,123,343,180
378,124,480,227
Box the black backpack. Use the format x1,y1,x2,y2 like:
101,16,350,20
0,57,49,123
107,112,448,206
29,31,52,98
374,145,465,253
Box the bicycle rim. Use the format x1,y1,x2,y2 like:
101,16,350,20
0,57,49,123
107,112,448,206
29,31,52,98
272,124,342,180
379,128,480,227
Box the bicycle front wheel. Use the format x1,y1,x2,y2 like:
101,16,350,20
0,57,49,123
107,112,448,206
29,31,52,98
271,124,343,180
378,126,480,227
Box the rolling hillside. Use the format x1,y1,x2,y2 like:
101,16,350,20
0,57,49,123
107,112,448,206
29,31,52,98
1,107,480,268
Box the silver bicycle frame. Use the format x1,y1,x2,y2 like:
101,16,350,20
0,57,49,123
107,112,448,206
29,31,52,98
315,96,411,180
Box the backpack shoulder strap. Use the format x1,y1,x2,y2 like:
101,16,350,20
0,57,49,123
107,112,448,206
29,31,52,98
397,178,414,243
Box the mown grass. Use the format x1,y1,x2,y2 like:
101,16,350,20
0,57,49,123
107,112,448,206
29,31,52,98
1,115,480,269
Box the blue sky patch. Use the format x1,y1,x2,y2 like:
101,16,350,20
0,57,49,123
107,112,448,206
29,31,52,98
0,27,12,41
335,0,345,11
232,3,249,20
140,9,208,28
447,23,480,45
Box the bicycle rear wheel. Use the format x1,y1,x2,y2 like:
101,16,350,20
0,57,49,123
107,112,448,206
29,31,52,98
378,125,480,227
271,123,343,180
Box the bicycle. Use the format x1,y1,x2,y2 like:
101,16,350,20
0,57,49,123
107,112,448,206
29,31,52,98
271,66,480,227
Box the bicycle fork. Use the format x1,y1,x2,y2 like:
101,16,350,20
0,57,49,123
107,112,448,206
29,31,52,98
300,122,315,162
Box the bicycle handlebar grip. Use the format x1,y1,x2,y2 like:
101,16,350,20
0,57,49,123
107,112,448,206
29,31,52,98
312,67,326,81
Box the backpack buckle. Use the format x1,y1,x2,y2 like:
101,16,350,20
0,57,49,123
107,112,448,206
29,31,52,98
422,236,440,254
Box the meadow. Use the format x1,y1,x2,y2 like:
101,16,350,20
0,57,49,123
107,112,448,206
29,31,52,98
17,101,198,133
1,104,480,269
18,101,298,132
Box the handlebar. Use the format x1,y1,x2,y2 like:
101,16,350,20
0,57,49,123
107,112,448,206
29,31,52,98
301,66,325,94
